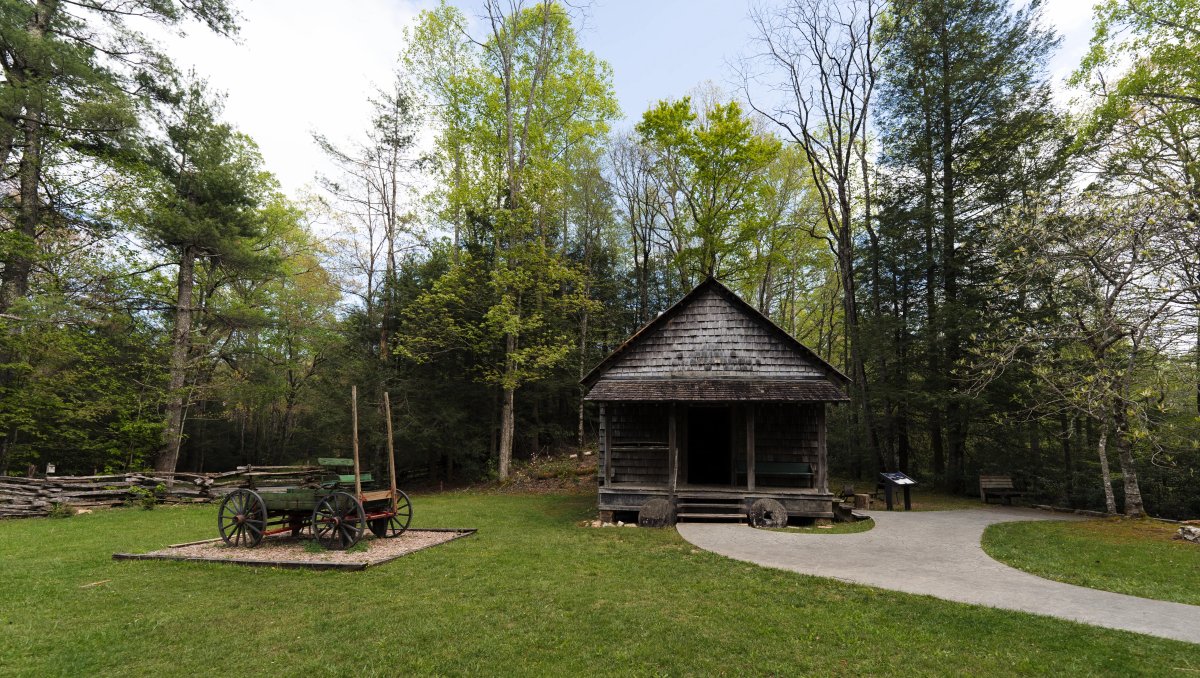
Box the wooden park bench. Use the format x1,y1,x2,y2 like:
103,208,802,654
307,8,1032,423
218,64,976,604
979,474,1024,505
735,460,813,487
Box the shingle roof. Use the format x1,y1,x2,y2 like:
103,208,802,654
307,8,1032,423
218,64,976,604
581,277,850,404
584,379,851,402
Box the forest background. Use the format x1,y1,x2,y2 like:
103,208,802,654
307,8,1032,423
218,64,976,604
0,0,1196,518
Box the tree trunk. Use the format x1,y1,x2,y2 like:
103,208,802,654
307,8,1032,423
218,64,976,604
499,385,515,481
0,1,51,314
0,425,15,476
156,245,196,473
1110,401,1144,517
939,32,967,493
897,407,911,474
1029,420,1041,477
498,332,517,481
922,136,945,480
1096,426,1116,515
577,308,588,451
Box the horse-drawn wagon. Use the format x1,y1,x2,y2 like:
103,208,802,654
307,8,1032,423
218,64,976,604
216,388,412,550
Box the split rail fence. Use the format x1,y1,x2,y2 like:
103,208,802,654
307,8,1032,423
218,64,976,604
0,465,323,518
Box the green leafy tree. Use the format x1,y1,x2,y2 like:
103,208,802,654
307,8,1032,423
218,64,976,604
138,79,277,474
0,0,239,313
635,96,781,285
875,0,1061,489
403,1,616,480
1073,0,1200,415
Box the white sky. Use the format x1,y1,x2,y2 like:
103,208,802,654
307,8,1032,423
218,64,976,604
157,0,1096,200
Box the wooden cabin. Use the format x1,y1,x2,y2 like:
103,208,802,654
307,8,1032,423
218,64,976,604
582,278,849,523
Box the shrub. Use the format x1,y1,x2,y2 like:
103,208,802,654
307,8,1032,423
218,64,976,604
127,483,166,510
47,503,76,519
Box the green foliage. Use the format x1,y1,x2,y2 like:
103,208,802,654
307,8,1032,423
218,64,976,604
867,0,1067,490
46,503,75,519
139,79,277,264
126,484,166,511
0,0,1195,525
635,96,782,282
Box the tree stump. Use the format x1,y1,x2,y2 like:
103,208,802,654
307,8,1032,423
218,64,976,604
637,498,675,528
748,498,788,528
853,493,871,510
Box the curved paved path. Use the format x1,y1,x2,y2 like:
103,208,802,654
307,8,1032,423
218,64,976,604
677,508,1200,645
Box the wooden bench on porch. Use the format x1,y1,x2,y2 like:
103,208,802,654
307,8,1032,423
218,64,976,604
979,474,1024,505
735,460,814,487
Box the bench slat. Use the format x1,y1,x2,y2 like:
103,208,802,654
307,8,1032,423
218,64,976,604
337,473,373,484
980,474,1024,504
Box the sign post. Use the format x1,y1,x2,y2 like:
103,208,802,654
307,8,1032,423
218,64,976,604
879,471,917,511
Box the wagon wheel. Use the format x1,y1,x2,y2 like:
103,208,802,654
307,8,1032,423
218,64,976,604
369,490,413,538
312,491,365,550
218,489,267,547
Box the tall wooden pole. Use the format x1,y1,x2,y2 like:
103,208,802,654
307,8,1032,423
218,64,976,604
383,391,398,506
746,404,756,492
351,385,363,500
668,404,678,497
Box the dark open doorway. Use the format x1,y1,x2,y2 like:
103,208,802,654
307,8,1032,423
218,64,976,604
686,405,732,485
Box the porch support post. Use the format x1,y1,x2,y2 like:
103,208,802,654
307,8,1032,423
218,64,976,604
746,404,756,491
817,404,828,493
668,403,678,496
601,403,612,486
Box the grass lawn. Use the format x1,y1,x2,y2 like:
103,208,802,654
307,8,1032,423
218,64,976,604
769,518,875,534
1,493,1197,676
982,518,1200,606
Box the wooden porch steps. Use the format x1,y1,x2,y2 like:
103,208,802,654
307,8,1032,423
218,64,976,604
676,512,748,521
675,496,746,523
678,502,746,510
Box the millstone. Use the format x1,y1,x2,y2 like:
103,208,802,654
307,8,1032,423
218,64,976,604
749,498,789,528
637,498,675,528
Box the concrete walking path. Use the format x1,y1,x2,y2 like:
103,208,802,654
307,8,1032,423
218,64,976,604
677,507,1200,645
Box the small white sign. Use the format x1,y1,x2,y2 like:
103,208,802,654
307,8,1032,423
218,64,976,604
46,463,56,474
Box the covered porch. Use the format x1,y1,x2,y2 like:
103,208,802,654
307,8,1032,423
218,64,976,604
596,401,834,521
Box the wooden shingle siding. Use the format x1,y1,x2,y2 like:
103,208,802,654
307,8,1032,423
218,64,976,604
603,288,824,380
586,278,840,518
610,404,670,484
754,404,818,487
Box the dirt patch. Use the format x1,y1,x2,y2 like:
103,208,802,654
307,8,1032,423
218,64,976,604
461,454,599,495
113,528,474,571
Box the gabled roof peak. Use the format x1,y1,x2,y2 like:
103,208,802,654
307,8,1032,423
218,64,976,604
581,277,850,389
